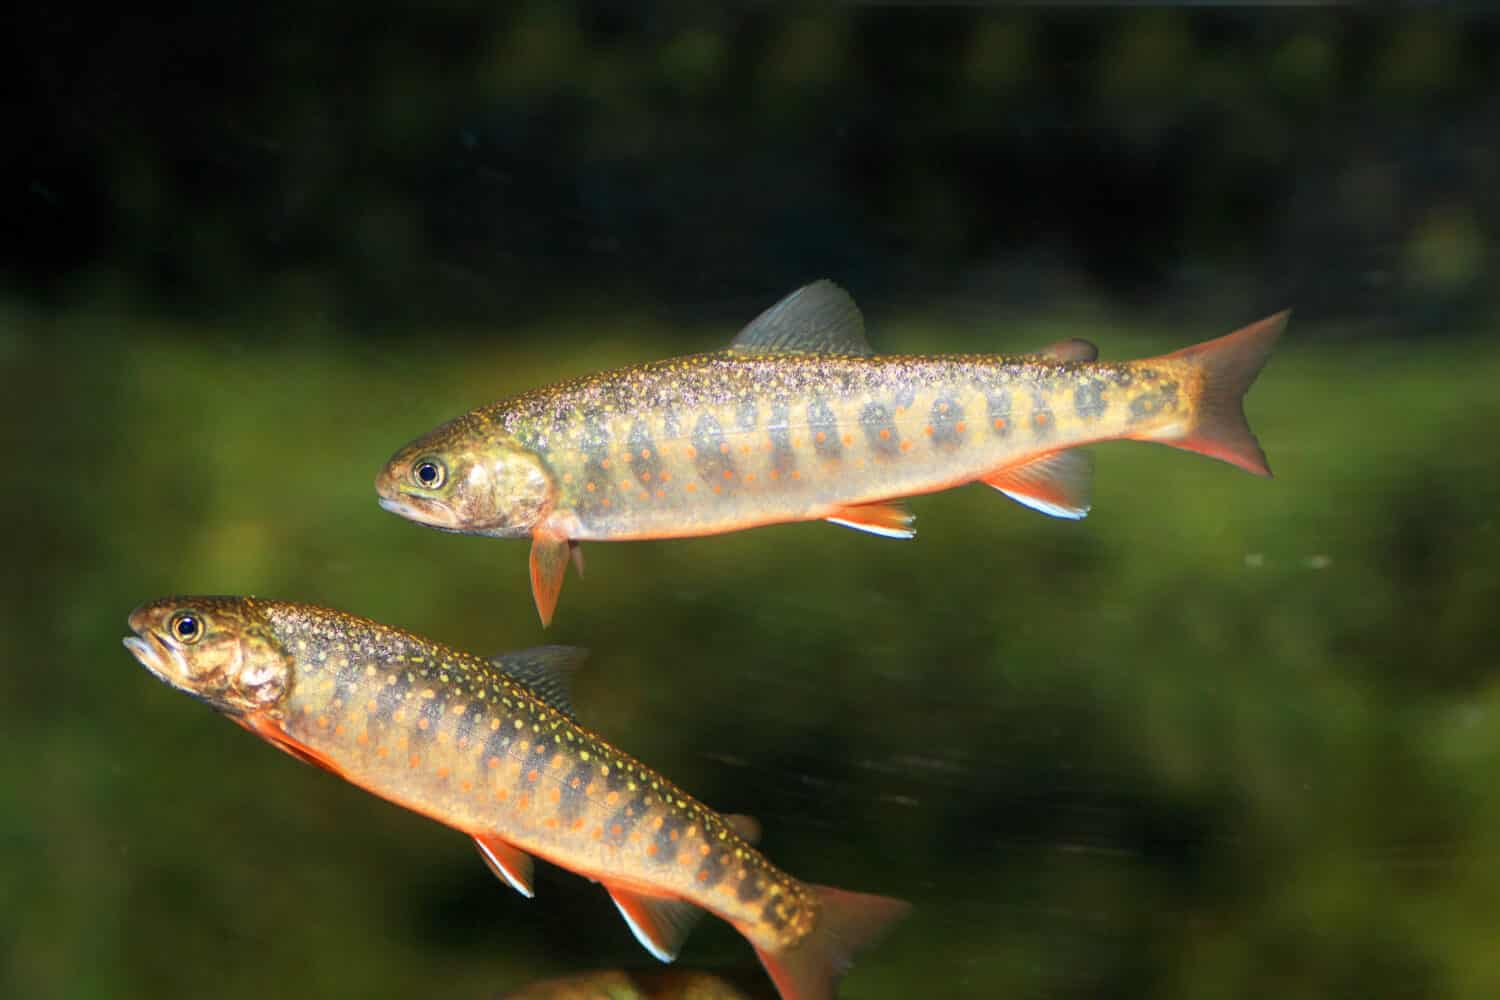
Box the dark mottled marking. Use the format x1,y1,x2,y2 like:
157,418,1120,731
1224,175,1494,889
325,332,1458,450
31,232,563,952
373,670,409,726
861,401,899,456
660,407,682,442
576,413,614,519
735,399,758,433
692,413,734,484
767,402,797,478
481,725,514,766
1030,388,1055,439
695,851,727,890
808,398,841,458
737,871,767,903
603,800,643,845
1129,381,1180,424
1074,379,1108,421
557,761,596,826
1110,366,1134,388
759,898,789,931
987,387,1013,437
451,703,480,748
627,419,660,483
929,396,965,449
892,383,916,413
650,815,680,865
411,693,446,747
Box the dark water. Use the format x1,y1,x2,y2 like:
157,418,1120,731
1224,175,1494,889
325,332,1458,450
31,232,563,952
6,8,1500,999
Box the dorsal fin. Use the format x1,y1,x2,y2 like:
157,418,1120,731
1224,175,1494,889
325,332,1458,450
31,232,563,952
604,883,706,963
729,280,874,357
1038,337,1098,362
489,645,588,719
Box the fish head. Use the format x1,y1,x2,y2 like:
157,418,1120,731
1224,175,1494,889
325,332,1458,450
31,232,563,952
375,416,554,538
123,597,293,715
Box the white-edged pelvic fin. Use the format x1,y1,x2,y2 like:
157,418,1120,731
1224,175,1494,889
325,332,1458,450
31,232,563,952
730,280,874,356
488,646,588,719
825,499,916,539
981,450,1093,520
605,884,705,963
473,834,536,898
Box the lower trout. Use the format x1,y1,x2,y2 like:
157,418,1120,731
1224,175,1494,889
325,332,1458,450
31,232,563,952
376,281,1286,625
123,597,908,1000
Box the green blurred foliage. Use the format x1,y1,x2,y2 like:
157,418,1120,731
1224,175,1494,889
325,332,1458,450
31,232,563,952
4,296,1500,998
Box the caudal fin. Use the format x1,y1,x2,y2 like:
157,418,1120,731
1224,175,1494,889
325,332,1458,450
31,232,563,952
1149,310,1288,477
754,884,909,1000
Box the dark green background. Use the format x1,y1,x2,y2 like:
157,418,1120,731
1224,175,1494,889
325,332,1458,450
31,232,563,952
6,6,1499,999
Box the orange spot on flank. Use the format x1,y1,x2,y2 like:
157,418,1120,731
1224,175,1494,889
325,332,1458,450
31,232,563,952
719,442,730,454
357,731,369,746
647,844,658,856
713,484,723,493
769,469,780,479
417,718,429,730
334,724,345,736
436,766,449,779
316,715,329,728
527,769,539,783
924,425,933,436
816,431,826,443
744,473,755,483
586,482,596,492
994,417,1007,430
1035,412,1049,424
842,433,853,446
640,448,651,460
956,421,967,433
686,483,698,493
601,458,611,469
879,428,891,440
408,753,420,768
545,817,558,829
611,823,623,836
901,440,913,452
488,756,501,769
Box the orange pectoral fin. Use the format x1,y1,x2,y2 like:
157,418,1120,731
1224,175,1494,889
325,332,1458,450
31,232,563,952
824,500,915,539
603,882,705,963
529,530,572,627
236,714,343,776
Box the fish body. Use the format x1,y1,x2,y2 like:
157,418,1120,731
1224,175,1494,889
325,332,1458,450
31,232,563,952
376,281,1286,623
123,598,907,1000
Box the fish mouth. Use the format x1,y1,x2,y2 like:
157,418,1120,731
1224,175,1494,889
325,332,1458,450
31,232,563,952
377,492,466,531
122,631,174,684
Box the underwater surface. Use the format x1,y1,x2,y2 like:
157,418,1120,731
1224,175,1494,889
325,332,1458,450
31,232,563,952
6,6,1500,999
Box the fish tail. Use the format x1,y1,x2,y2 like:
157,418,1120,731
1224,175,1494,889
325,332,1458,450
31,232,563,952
1146,310,1288,477
753,884,909,1000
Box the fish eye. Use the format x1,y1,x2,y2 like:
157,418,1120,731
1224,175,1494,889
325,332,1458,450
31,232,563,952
169,611,204,644
412,457,446,489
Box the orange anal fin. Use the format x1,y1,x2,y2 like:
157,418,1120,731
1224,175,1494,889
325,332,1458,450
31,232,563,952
529,531,571,627
236,715,343,776
824,500,915,539
980,449,1092,520
473,834,536,898
604,883,705,963
1150,310,1287,477
753,883,910,1000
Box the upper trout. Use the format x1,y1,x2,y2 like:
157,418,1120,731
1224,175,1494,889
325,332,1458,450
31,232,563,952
123,597,908,1000
376,281,1286,624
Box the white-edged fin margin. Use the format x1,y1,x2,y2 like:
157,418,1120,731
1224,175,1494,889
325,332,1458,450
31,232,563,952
825,516,917,539
473,835,536,898
605,885,705,964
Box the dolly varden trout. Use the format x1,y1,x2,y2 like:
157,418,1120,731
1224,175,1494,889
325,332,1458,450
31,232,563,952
123,597,907,1000
376,281,1286,624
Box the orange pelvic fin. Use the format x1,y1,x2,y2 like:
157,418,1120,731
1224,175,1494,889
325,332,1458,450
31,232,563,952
980,449,1092,520
473,834,536,898
753,884,910,1000
604,883,705,963
529,530,572,627
569,540,585,577
1148,310,1288,476
236,715,343,776
825,500,915,539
